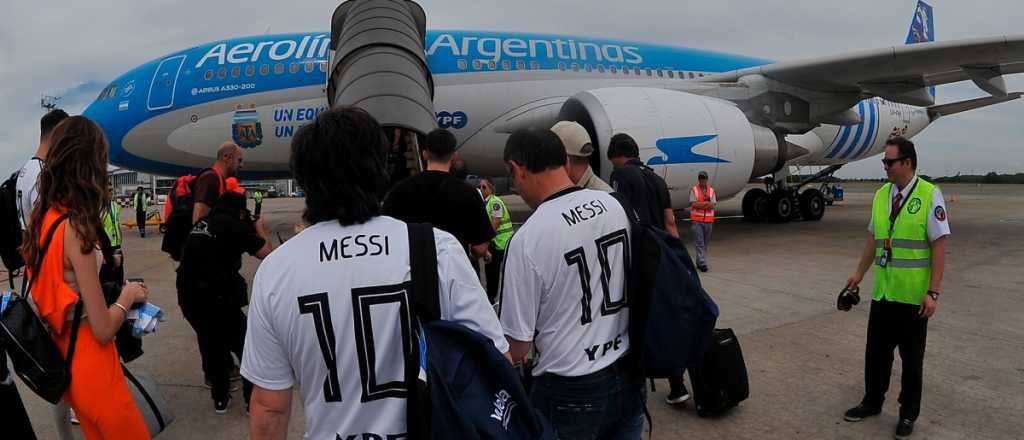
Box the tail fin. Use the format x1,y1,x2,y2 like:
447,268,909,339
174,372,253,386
906,1,936,99
905,1,934,44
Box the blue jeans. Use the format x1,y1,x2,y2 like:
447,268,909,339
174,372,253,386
530,362,646,440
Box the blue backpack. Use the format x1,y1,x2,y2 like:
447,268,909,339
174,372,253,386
610,194,719,379
406,223,553,440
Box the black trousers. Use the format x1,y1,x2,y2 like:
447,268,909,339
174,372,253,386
0,351,37,439
484,244,505,303
181,300,253,403
136,210,146,236
862,299,928,421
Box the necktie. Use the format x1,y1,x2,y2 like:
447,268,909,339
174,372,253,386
891,192,903,223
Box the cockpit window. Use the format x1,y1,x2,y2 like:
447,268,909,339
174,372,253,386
97,85,119,100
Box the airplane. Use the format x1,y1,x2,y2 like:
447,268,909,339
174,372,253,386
83,0,1024,222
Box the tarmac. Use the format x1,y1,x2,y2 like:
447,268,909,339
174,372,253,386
6,182,1024,439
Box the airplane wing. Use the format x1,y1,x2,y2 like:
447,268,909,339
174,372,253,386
698,35,1024,131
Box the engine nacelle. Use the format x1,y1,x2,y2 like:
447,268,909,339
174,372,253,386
559,87,782,205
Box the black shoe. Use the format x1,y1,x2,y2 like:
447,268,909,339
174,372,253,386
844,404,881,422
894,419,914,439
665,388,690,405
205,379,239,392
214,395,232,415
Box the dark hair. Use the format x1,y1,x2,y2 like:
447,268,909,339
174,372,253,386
40,109,69,138
503,128,566,173
23,116,109,267
885,136,917,170
425,128,457,160
290,107,389,226
607,133,639,159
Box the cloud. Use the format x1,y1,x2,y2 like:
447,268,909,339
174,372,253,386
1,0,1022,177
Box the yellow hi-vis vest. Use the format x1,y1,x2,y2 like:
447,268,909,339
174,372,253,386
485,195,514,251
102,202,122,247
871,177,935,306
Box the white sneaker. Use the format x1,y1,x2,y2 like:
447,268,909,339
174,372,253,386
69,408,80,425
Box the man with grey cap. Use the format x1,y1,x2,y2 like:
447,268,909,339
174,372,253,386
551,121,613,192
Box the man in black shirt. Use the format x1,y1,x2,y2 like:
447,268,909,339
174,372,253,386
177,183,273,414
382,129,495,261
608,133,679,238
607,133,691,405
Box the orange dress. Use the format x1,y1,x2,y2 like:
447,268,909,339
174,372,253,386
31,208,150,440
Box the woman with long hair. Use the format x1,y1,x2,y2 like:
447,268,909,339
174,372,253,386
22,115,150,439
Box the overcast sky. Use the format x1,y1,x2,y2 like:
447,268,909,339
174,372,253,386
1,0,1021,178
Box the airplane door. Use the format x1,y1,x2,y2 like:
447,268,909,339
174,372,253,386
147,55,186,111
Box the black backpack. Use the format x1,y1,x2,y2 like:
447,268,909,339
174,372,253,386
0,214,84,404
610,193,719,379
161,169,220,261
0,171,25,272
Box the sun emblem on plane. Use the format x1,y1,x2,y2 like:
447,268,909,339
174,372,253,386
232,109,263,149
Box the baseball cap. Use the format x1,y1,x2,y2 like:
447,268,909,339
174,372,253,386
551,121,594,157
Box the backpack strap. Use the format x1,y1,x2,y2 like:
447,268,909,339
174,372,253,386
407,223,440,322
22,214,84,367
405,222,439,439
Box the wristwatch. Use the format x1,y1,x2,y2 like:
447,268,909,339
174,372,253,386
927,290,940,301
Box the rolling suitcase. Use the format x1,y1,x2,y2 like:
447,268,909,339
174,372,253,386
689,328,749,417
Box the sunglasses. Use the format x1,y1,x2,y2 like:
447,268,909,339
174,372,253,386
881,156,908,167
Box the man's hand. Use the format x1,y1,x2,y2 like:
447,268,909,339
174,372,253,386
920,295,938,318
846,274,863,290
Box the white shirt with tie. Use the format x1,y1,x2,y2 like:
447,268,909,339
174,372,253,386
867,174,951,242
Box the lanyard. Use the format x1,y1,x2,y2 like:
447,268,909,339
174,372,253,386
887,177,919,241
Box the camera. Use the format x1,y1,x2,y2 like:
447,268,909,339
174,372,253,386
837,286,861,311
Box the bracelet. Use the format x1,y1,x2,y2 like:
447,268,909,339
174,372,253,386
927,290,940,300
113,302,129,316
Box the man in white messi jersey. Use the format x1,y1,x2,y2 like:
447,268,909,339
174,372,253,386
500,128,645,439
241,107,509,440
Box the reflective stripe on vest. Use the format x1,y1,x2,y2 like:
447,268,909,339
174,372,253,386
690,185,715,223
871,177,935,305
486,195,514,251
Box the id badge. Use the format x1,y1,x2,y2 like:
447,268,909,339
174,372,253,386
879,249,891,267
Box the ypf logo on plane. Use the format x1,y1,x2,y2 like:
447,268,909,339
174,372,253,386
437,111,468,129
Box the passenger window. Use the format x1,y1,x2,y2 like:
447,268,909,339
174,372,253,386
260,64,270,76
516,60,526,70
585,64,592,72
304,62,314,73
558,62,567,71
458,59,468,70
231,66,241,78
274,63,285,75
217,68,227,79
319,61,327,73
597,65,605,73
488,60,496,70
473,60,482,70
571,63,579,72
634,67,641,75
530,61,540,70
502,60,511,70
245,65,255,77
289,63,300,74
689,72,695,79
668,70,675,78
645,68,652,76
657,70,664,77
204,70,214,80
610,66,618,74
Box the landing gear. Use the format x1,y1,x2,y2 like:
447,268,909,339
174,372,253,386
742,166,840,223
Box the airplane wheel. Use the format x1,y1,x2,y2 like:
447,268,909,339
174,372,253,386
767,192,793,223
742,189,768,222
799,189,826,221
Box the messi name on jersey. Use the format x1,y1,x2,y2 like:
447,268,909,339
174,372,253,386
319,234,391,262
561,199,609,227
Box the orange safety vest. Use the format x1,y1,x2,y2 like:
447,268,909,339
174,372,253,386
690,184,716,223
